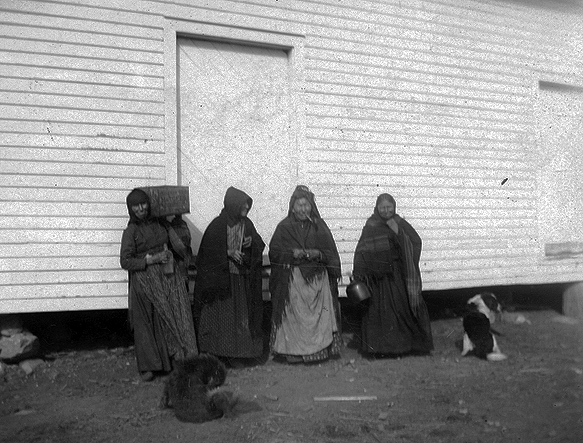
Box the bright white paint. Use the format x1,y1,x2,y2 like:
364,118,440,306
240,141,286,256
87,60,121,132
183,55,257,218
177,38,296,250
1,0,583,313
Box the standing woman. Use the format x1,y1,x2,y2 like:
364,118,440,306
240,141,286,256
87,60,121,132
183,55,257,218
269,185,343,363
352,193,433,356
194,187,265,367
120,189,198,382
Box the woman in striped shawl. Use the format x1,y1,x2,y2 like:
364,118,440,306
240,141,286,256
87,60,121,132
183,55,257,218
352,193,433,356
120,189,198,382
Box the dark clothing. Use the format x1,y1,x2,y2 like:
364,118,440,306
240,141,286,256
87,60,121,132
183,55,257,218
120,207,198,373
194,187,265,358
353,211,433,355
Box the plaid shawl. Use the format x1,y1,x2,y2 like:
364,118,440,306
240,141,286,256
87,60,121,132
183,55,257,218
353,211,423,315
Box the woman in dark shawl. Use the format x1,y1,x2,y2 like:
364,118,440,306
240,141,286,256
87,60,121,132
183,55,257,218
352,193,433,356
120,189,198,382
269,185,343,363
194,187,265,366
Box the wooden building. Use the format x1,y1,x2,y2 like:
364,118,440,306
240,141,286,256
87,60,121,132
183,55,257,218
1,0,583,313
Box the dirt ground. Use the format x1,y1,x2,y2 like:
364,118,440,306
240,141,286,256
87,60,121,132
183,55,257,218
1,288,583,443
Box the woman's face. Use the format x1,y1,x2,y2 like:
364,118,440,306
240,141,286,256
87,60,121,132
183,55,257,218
377,199,395,220
292,197,312,221
131,202,149,220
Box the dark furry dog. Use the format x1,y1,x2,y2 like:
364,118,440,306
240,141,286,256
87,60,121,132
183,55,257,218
461,292,507,362
160,353,260,423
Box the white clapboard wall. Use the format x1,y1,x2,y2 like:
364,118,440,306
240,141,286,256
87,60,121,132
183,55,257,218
1,0,582,313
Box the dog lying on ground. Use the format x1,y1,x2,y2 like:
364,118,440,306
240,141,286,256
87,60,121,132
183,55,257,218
160,353,261,423
461,292,507,362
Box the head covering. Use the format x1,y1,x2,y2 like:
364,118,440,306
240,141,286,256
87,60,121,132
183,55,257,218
221,186,253,227
126,188,150,223
375,193,396,213
287,185,322,220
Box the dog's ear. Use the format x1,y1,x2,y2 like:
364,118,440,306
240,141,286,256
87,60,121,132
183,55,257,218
480,292,501,313
465,294,482,313
467,294,482,305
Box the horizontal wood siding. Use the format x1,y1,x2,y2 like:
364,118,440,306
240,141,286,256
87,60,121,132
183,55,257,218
0,0,165,312
1,0,582,312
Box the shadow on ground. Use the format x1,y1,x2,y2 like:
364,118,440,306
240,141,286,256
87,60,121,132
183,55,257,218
15,283,568,355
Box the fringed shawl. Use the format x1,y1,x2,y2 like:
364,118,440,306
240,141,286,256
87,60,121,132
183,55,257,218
269,186,341,329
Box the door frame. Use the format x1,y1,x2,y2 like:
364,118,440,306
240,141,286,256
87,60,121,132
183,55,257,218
163,18,306,185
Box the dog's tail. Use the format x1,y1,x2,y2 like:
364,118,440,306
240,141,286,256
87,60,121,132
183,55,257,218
486,352,508,362
209,389,262,418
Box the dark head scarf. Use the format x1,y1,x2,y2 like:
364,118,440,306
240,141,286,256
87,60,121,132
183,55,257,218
374,193,396,220
221,186,253,227
287,185,322,221
126,188,150,224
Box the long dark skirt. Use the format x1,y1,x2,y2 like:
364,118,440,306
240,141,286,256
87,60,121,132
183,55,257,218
197,274,263,359
129,264,198,373
361,269,433,355
130,289,172,373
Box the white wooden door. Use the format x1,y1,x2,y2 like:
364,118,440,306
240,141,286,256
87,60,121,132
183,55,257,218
177,38,296,250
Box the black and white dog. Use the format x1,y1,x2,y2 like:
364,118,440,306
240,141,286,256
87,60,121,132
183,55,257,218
461,292,507,362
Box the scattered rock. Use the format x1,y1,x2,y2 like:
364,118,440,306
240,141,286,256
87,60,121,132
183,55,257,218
0,314,24,337
501,312,531,324
14,409,36,416
19,358,45,375
551,316,579,325
0,331,40,363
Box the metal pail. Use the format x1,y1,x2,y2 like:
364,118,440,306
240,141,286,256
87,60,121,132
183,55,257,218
346,280,371,303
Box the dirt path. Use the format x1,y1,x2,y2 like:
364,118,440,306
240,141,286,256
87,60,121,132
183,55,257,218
1,309,582,443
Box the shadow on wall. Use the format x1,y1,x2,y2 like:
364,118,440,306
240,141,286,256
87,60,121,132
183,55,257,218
12,283,570,355
182,216,204,256
20,310,134,354
423,283,567,320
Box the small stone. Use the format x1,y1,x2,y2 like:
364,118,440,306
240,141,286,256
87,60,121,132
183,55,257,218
14,409,36,416
0,331,40,362
0,314,24,337
19,359,44,375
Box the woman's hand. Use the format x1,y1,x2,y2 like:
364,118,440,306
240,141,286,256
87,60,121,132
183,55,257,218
228,249,244,264
293,249,321,260
304,249,322,261
386,217,399,234
241,236,252,248
145,251,170,265
292,248,306,259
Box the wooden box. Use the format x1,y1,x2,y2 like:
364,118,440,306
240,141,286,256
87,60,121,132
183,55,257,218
139,186,190,217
